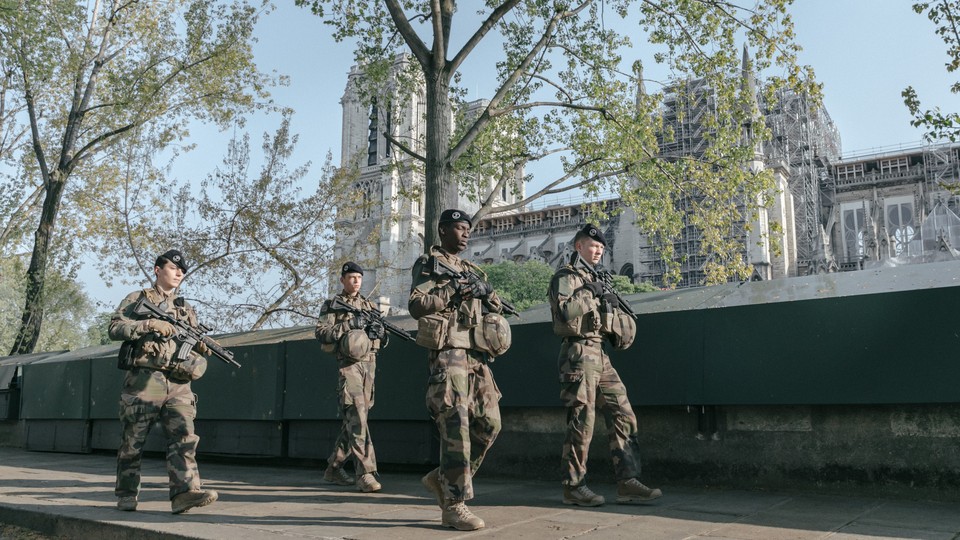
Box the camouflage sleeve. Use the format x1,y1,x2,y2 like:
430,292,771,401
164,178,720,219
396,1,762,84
108,291,148,342
314,300,348,344
408,256,453,319
549,270,598,321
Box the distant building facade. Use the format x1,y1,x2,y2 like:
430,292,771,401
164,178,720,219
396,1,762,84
335,56,960,313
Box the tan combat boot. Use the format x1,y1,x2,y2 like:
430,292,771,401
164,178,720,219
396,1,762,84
441,500,485,531
171,489,218,514
356,472,382,493
116,496,137,511
562,484,605,507
616,478,662,503
420,467,443,507
323,466,354,486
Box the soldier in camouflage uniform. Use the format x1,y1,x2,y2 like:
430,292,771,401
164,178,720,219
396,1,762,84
408,209,503,531
314,261,384,493
108,249,218,514
548,225,662,507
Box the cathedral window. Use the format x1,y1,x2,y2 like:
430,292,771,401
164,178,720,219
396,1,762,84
885,196,916,256
840,202,867,259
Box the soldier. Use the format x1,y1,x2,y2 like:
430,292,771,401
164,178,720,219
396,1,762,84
547,224,662,506
408,209,509,531
108,249,218,514
314,261,383,493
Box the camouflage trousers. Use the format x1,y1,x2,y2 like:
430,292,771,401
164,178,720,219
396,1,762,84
116,368,201,500
558,339,641,486
425,348,502,501
328,359,378,474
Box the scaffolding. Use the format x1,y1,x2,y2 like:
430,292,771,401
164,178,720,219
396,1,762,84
762,88,842,275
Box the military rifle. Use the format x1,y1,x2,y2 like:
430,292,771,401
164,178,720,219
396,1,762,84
571,253,638,320
131,296,241,368
432,257,520,318
330,297,414,341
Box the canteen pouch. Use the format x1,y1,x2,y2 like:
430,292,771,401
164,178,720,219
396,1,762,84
416,313,449,350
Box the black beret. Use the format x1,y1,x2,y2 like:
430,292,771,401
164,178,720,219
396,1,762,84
341,261,364,276
158,249,189,272
578,223,607,246
438,208,472,227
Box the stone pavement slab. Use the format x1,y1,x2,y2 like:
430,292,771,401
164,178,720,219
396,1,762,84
0,447,958,539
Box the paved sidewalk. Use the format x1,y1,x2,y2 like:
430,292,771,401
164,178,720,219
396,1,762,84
0,447,958,540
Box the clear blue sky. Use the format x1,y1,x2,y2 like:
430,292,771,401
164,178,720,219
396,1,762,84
238,1,955,167
88,1,958,308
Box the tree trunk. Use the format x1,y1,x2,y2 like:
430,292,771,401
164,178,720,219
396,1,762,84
9,170,67,355
422,74,454,251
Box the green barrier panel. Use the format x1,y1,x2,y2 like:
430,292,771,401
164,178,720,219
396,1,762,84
21,358,91,419
283,333,429,421
192,343,283,420
282,339,341,420
89,355,126,419
701,287,960,405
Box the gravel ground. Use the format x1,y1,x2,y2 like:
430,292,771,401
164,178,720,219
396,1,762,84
0,524,60,539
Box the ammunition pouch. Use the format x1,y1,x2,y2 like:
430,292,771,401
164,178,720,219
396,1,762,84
338,329,372,362
131,338,176,370
472,313,512,357
551,301,601,339
415,313,449,350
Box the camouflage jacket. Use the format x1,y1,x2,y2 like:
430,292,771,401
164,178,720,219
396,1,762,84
408,245,503,320
315,292,381,361
108,285,201,368
548,264,603,340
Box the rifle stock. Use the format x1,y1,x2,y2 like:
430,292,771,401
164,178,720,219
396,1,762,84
131,297,241,368
330,297,414,341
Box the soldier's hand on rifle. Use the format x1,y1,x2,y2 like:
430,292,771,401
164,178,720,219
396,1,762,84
462,274,493,300
581,281,604,297
141,319,176,337
195,341,211,356
365,321,385,341
347,314,366,330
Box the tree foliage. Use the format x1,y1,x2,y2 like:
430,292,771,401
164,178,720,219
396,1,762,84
0,0,275,354
0,256,104,353
903,0,960,142
297,0,816,288
480,259,657,312
481,260,554,311
96,113,367,333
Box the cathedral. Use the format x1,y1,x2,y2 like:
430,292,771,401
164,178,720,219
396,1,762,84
334,57,960,314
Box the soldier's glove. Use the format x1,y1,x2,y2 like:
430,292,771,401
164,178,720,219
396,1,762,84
195,340,211,356
347,314,366,330
365,321,385,341
581,281,605,298
463,274,493,299
141,319,176,337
